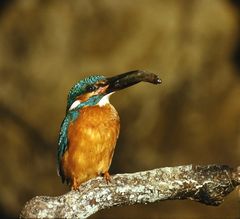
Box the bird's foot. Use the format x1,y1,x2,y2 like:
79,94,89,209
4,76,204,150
103,171,111,184
71,177,79,190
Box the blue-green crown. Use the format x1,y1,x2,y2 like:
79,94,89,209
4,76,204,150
67,75,105,110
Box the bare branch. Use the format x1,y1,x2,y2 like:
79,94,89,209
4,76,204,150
20,164,240,219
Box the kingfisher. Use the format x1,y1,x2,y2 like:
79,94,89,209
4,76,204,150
57,70,161,190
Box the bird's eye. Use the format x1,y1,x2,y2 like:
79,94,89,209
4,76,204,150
86,85,97,92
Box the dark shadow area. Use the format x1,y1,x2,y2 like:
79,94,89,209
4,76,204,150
0,0,14,16
230,0,240,74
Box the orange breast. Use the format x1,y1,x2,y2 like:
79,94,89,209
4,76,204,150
62,103,120,189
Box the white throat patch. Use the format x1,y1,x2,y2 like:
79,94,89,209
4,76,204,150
69,100,81,111
68,92,114,111
98,92,113,107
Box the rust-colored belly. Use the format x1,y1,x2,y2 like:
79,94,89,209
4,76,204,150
62,103,120,189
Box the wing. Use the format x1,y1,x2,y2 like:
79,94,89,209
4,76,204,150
57,110,79,183
57,115,70,182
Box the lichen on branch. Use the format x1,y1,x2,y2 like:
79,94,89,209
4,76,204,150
20,164,240,219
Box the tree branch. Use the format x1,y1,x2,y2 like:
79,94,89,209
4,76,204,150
20,164,240,219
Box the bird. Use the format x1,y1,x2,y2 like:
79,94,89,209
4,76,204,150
57,70,161,190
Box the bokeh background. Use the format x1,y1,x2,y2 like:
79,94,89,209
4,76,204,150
0,0,240,218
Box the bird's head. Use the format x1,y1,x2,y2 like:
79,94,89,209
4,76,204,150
66,70,161,112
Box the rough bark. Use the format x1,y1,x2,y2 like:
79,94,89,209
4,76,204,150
20,164,240,219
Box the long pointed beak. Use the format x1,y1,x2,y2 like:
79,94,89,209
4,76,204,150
105,70,161,93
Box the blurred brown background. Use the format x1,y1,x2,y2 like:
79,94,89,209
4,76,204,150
0,0,240,218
